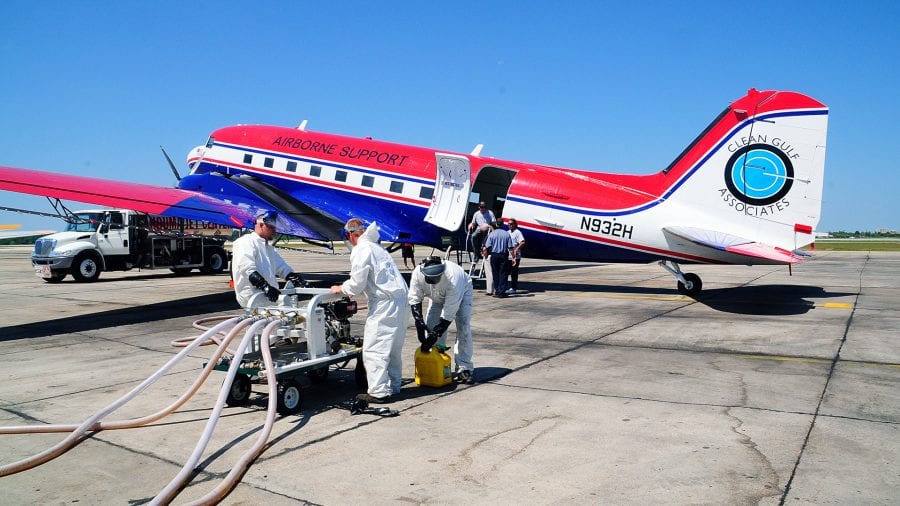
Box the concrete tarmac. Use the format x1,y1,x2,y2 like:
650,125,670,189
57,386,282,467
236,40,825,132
0,245,897,504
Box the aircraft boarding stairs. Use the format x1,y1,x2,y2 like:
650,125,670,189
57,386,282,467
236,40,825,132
463,231,486,281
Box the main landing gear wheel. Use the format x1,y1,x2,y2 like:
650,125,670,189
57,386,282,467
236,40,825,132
277,379,303,415
225,373,252,407
677,273,703,297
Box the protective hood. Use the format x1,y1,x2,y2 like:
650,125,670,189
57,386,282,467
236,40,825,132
361,221,381,244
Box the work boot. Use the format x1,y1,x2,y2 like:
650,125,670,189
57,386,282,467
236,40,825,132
455,370,475,385
356,393,392,404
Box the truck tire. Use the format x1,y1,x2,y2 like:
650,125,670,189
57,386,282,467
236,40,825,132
200,246,227,274
71,251,102,282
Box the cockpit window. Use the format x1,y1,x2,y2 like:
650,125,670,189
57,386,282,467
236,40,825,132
206,136,215,148
64,213,104,232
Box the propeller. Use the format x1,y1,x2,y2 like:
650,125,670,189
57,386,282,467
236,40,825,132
160,146,182,182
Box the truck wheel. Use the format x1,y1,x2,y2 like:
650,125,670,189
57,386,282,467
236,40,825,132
71,251,102,282
43,271,67,283
200,246,227,274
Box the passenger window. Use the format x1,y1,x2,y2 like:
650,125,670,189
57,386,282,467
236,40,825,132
362,175,375,187
390,181,404,193
264,157,274,168
419,186,434,199
286,161,297,172
310,165,322,177
243,153,253,164
335,170,347,182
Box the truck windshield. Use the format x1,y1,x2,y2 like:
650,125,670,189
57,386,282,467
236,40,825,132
64,213,104,232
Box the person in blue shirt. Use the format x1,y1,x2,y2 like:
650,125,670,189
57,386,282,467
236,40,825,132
481,219,516,297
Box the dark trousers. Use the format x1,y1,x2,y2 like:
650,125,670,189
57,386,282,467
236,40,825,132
510,258,520,290
490,253,510,295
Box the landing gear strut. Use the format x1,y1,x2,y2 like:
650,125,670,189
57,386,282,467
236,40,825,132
658,260,702,297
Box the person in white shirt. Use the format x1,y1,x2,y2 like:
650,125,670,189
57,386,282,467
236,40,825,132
231,210,305,307
467,201,496,258
508,218,526,292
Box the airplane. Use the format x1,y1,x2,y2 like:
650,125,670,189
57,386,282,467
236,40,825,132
0,224,55,240
0,88,828,296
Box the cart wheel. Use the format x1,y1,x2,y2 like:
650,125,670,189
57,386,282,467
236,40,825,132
355,357,368,390
277,379,302,415
225,373,252,407
307,367,329,384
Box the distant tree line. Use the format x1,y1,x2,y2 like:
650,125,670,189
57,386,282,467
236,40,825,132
0,236,41,246
828,230,900,238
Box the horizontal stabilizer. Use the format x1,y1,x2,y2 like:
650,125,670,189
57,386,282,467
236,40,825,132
664,226,809,264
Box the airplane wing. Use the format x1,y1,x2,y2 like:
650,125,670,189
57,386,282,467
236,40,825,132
663,226,810,264
0,165,342,240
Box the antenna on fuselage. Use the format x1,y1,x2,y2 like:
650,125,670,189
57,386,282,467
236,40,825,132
471,144,484,156
297,120,308,131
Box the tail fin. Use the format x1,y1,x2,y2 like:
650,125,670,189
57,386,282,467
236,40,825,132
663,89,828,254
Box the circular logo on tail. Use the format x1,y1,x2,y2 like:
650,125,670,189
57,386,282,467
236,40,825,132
724,144,793,205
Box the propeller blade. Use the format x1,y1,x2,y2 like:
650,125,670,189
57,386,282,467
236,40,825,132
160,145,182,181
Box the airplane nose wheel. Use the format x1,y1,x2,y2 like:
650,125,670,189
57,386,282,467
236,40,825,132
676,272,702,296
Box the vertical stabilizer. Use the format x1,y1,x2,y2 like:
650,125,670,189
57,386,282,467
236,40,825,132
663,89,828,251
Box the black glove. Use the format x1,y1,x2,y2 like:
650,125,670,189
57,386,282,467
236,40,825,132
285,272,308,287
432,318,452,339
424,331,438,352
249,271,281,302
410,303,427,344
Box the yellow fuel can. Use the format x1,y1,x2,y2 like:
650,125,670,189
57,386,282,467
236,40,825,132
414,347,452,387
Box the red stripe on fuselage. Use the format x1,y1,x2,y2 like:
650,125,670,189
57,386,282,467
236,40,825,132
520,220,722,264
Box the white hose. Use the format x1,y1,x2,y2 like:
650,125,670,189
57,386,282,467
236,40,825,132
0,316,243,477
151,318,269,505
185,319,283,506
0,317,252,436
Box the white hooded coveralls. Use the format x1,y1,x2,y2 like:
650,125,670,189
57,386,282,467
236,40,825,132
408,260,474,373
231,232,293,307
339,222,409,397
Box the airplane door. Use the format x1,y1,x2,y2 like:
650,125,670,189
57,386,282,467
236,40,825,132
424,153,471,231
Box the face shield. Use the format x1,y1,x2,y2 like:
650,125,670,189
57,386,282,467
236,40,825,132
420,256,446,284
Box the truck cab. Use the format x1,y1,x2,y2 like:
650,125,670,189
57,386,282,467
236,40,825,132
32,209,229,282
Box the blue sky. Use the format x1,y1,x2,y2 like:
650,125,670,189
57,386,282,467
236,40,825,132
1,1,898,233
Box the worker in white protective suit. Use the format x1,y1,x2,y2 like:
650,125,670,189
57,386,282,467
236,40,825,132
408,256,476,384
231,210,306,308
331,218,409,403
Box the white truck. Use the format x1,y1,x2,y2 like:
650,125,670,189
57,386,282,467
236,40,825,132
32,209,230,282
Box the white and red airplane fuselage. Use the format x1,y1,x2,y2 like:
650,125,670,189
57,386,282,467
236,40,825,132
0,88,829,294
